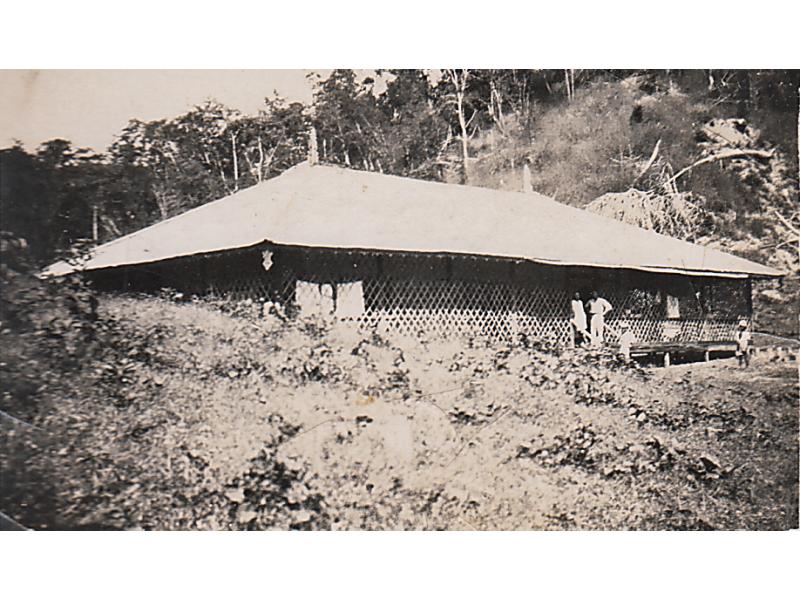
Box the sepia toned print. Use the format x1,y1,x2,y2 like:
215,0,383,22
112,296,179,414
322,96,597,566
1,69,798,530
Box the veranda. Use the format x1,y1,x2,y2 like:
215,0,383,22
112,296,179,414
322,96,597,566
88,243,751,346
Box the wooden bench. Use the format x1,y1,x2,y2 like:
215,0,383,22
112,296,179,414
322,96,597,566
630,341,738,367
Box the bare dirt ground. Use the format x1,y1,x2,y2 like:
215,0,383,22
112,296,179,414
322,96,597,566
2,295,797,530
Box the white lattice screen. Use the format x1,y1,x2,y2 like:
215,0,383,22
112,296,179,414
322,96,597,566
207,275,741,344
349,278,741,344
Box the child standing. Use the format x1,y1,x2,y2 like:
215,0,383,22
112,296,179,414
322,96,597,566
617,321,636,362
735,319,751,368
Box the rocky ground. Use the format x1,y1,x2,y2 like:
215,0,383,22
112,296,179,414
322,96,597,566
1,295,797,530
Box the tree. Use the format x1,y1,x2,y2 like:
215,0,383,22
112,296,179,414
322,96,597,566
440,69,477,183
0,145,58,263
109,105,233,219
376,70,450,179
311,69,388,171
234,96,310,183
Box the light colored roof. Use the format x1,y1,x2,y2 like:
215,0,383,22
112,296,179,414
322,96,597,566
43,161,782,279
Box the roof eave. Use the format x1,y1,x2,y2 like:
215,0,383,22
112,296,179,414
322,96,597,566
41,241,784,281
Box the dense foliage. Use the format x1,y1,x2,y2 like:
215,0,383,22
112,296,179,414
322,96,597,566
0,233,109,420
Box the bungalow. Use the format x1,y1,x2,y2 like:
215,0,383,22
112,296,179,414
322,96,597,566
44,160,782,351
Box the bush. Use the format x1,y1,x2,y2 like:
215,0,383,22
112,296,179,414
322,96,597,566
0,232,125,529
0,232,109,420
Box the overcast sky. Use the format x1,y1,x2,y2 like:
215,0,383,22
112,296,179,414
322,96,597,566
0,70,325,153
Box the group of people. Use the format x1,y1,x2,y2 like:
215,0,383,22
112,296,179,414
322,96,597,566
568,290,753,367
569,291,636,360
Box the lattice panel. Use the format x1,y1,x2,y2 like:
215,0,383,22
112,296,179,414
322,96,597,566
205,272,745,345
354,278,744,344
357,278,574,342
604,317,742,344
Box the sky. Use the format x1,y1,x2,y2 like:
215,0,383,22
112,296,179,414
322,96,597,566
0,70,325,153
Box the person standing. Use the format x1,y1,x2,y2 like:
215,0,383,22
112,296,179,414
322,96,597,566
569,292,591,346
735,319,751,368
617,321,636,362
587,291,613,347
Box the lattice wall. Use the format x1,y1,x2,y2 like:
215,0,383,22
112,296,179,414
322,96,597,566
348,277,743,344
355,278,573,342
140,246,748,346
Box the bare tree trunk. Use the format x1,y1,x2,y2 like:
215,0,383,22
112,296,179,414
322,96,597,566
458,107,470,183
448,69,472,184
564,69,572,102
489,76,505,134
92,205,98,241
736,70,751,119
256,137,265,182
308,127,319,166
153,183,172,220
231,132,239,191
570,69,576,99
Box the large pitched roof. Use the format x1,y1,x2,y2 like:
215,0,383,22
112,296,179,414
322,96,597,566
43,161,782,278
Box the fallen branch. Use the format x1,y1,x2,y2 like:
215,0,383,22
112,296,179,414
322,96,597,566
664,148,774,187
771,209,800,237
631,139,661,186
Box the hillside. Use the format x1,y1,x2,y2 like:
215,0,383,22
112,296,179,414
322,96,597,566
3,295,796,530
463,76,799,336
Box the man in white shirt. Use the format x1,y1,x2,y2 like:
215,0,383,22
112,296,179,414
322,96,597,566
587,291,613,347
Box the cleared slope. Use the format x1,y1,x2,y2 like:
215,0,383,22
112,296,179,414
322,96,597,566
3,296,796,530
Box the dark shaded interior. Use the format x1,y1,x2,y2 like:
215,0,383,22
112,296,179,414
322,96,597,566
87,243,752,322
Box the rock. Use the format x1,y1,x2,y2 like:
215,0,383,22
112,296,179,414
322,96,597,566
225,488,245,503
237,508,258,524
698,454,722,472
759,289,784,302
293,510,312,523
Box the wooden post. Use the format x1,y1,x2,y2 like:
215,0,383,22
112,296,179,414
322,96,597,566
704,350,710,362
663,352,671,368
